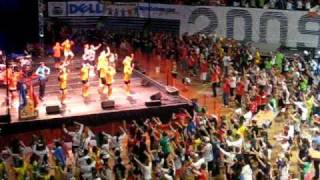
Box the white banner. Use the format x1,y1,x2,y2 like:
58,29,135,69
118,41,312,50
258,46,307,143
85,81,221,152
47,2,320,48
49,1,138,17
48,2,67,17
137,4,320,48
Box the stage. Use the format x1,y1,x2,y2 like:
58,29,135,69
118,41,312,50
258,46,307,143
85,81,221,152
0,58,191,135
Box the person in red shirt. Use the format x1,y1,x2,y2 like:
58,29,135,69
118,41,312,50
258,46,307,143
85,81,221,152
211,65,220,97
249,97,258,114
236,78,245,105
222,77,231,107
193,163,208,180
259,90,268,111
200,58,208,83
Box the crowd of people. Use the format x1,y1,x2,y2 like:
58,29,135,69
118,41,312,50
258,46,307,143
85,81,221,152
0,29,320,180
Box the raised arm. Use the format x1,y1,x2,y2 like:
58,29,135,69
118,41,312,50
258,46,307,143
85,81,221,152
74,122,84,134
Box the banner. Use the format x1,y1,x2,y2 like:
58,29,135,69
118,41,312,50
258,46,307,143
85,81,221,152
47,2,320,48
49,1,139,17
48,2,67,17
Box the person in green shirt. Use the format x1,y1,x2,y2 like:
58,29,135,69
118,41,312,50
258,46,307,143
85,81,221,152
160,132,171,156
299,78,308,93
264,58,273,72
275,51,284,71
269,95,278,112
297,155,312,180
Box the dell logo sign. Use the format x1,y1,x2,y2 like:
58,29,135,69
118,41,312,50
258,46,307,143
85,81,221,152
69,2,104,15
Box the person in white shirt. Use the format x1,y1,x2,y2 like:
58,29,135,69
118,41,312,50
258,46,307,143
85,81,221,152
82,44,90,64
80,158,96,180
87,44,102,66
223,55,231,75
63,122,84,153
32,138,49,165
240,161,253,180
191,152,206,170
134,151,153,180
161,159,175,180
201,137,214,175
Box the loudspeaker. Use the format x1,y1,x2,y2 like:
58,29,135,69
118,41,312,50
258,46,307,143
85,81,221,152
145,100,161,107
101,100,115,110
0,114,10,123
46,106,61,115
141,79,151,87
150,92,162,100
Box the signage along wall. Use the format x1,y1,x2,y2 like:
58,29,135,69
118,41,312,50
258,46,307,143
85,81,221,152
47,1,320,48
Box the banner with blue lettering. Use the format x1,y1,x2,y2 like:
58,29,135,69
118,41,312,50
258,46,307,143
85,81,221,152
47,1,320,48
48,1,138,17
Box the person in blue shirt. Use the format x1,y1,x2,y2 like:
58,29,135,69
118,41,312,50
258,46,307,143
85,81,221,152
35,62,50,101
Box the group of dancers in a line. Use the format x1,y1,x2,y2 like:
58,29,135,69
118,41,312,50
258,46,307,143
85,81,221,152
53,39,135,105
5,39,134,108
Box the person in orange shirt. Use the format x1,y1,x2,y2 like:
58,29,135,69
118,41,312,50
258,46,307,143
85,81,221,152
58,67,68,105
7,67,19,107
53,42,63,69
61,39,74,64
123,54,134,95
211,64,221,97
80,63,90,99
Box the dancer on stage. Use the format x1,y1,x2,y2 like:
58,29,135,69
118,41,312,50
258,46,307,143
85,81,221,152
87,44,102,77
7,67,19,107
97,50,108,96
82,44,90,64
58,67,68,105
35,62,50,101
123,54,134,95
53,42,63,69
80,63,90,99
61,39,74,64
105,63,116,97
87,44,102,66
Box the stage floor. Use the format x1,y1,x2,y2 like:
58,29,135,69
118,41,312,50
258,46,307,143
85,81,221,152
0,58,190,134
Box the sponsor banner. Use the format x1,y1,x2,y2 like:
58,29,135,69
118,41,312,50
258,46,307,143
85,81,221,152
137,3,180,18
48,2,67,17
47,2,320,48
67,1,138,17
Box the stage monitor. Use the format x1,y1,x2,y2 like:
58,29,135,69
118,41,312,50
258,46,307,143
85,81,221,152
101,100,115,110
46,105,61,115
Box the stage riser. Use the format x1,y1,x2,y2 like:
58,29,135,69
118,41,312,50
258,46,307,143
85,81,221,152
0,103,192,135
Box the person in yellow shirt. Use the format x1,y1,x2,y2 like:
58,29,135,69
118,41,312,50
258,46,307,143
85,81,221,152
58,67,68,105
123,54,134,95
61,39,74,64
105,64,116,97
80,63,90,99
13,159,28,180
255,48,261,65
97,51,108,95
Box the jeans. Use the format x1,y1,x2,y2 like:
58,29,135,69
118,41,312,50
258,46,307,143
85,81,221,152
223,93,229,106
19,83,27,109
314,160,320,179
39,79,46,98
212,82,218,97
